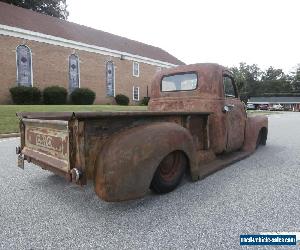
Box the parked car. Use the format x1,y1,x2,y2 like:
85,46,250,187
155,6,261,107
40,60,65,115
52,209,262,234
246,103,256,110
16,64,268,202
259,104,269,110
283,106,292,111
269,104,284,111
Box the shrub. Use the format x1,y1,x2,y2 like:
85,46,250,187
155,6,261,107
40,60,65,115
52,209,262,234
140,97,150,106
10,86,41,104
43,86,67,104
70,88,96,105
115,94,129,105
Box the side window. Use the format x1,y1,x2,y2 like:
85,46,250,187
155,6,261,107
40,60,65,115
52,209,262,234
106,61,115,97
16,45,32,87
69,54,80,92
133,62,139,77
132,86,140,101
223,76,237,98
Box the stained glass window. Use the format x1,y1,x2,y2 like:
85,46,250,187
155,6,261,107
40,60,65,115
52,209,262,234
69,54,80,92
106,61,115,97
16,45,32,87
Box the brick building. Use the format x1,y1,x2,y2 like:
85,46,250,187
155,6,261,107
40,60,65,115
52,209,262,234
0,2,184,104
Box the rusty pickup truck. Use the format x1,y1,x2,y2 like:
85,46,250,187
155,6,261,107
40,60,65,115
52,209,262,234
16,63,268,202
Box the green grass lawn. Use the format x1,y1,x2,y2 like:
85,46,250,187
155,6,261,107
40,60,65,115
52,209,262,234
0,105,147,134
247,110,283,116
0,105,283,135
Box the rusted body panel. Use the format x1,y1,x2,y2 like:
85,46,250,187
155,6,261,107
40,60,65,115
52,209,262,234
18,111,210,185
21,119,70,176
149,64,247,154
94,122,197,201
17,63,268,202
243,115,268,152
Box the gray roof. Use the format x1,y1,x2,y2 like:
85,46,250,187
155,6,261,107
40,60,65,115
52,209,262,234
249,96,300,104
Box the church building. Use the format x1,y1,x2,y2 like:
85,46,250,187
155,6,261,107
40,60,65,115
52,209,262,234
0,2,184,104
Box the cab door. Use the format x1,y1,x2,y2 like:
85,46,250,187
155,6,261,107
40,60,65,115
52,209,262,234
223,74,246,152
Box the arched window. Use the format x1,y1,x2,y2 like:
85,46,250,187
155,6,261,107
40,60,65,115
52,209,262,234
69,54,80,92
16,45,32,87
106,61,115,97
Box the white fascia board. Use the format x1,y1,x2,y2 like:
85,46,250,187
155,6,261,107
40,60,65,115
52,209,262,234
247,102,269,104
248,101,300,104
0,24,178,68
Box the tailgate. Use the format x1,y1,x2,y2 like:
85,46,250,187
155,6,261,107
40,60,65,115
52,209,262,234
21,118,71,174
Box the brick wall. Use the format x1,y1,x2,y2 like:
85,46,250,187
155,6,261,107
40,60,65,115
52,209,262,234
0,34,160,104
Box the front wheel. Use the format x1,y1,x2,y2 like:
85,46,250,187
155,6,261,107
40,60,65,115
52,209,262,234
256,128,268,148
150,151,187,194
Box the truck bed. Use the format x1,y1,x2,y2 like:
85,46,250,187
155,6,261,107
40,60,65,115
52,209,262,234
17,111,212,184
17,111,211,120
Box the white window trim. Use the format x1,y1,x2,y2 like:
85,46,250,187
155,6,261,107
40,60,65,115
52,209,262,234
16,44,33,87
132,86,140,101
113,66,116,97
133,62,139,77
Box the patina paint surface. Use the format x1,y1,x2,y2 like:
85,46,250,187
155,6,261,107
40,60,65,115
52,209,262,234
150,64,231,154
17,63,268,201
22,119,70,172
94,122,197,201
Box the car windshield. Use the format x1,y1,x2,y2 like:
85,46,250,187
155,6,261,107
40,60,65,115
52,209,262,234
161,73,197,92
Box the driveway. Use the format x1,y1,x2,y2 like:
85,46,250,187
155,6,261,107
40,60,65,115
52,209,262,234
0,112,299,249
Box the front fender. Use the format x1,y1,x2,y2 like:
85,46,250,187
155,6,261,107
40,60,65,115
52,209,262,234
243,115,268,152
94,122,196,201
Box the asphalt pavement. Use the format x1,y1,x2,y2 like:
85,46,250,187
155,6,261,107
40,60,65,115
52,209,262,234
0,112,300,250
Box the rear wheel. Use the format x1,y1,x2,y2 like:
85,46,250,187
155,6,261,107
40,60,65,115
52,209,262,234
150,151,187,194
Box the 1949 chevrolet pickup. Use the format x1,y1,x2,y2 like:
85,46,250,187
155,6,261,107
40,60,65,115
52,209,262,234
16,63,268,202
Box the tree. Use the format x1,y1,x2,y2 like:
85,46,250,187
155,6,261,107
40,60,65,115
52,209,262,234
1,0,68,20
260,66,292,94
261,66,285,81
290,65,300,92
230,62,262,98
230,63,296,99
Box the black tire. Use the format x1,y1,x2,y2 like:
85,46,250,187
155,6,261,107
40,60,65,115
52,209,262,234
256,128,268,148
150,151,187,194
260,128,268,146
256,130,262,149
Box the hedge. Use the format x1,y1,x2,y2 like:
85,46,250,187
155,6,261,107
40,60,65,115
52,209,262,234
10,86,41,104
43,86,68,104
140,97,150,106
115,94,129,105
70,88,96,105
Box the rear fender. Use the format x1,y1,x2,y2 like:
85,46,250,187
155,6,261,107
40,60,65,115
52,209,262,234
243,115,268,152
94,122,196,201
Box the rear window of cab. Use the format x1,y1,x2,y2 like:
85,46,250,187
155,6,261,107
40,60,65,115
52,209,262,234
161,72,198,92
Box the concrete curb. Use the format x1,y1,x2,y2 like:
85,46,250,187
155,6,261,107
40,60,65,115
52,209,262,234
0,133,20,139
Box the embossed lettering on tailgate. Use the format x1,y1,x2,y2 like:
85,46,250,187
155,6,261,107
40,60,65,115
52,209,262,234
22,119,70,173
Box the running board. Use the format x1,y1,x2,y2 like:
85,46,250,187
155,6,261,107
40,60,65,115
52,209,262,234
196,151,252,180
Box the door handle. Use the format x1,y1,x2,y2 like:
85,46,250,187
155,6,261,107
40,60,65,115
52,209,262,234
223,104,235,113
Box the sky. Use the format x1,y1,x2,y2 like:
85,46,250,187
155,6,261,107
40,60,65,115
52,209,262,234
68,0,300,73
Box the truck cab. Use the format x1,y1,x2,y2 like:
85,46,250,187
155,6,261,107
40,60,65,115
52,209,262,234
149,63,255,154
